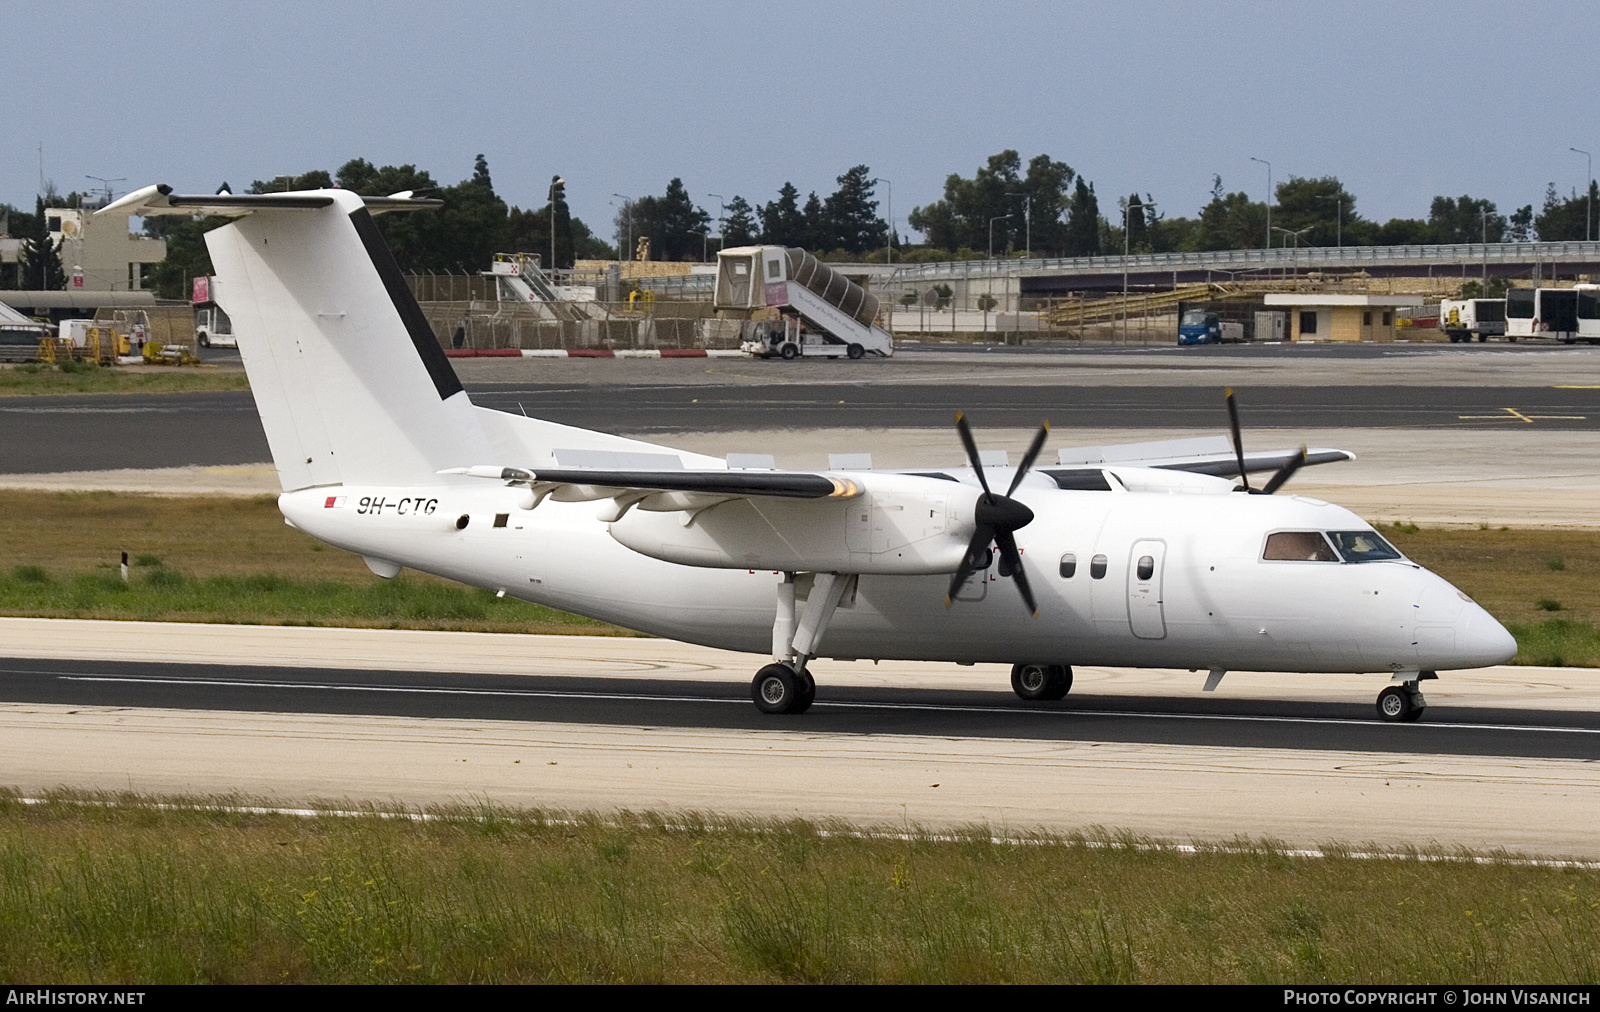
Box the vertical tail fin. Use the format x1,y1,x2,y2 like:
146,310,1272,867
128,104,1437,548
100,185,487,491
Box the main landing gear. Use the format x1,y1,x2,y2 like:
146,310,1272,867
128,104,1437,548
754,572,851,714
1377,671,1436,722
1011,663,1073,701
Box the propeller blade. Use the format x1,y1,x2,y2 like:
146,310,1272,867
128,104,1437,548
994,529,1038,617
944,526,995,606
954,412,993,499
1006,421,1051,497
1260,446,1308,495
1225,388,1250,492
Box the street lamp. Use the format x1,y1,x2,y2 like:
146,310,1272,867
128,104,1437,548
1571,148,1592,241
988,215,1012,259
1121,198,1158,300
548,176,565,274
705,193,725,262
1007,191,1031,258
1314,194,1343,247
1250,157,1272,249
84,175,125,207
870,177,892,264
613,192,634,262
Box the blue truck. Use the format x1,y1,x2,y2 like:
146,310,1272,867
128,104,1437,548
1178,309,1245,345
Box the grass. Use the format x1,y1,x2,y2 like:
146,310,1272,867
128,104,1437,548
0,793,1594,984
0,491,624,634
0,361,249,396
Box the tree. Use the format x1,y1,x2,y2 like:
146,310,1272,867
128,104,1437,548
1274,176,1360,246
1063,178,1102,256
629,179,709,261
20,197,66,290
721,195,758,247
1506,204,1536,243
819,165,887,256
1429,195,1504,244
759,183,806,247
248,170,333,193
800,191,827,252
908,150,1077,257
1535,182,1594,241
1123,193,1150,252
1194,176,1265,251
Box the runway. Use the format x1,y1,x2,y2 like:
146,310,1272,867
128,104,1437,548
1,620,1596,855
4,344,1600,474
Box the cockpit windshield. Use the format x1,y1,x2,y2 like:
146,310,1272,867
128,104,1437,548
1328,530,1403,562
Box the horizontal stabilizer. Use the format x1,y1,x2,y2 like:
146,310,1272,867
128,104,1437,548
97,184,442,219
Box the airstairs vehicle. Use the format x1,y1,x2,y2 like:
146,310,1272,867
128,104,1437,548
713,246,894,360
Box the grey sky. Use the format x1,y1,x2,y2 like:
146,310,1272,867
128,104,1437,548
8,0,1597,244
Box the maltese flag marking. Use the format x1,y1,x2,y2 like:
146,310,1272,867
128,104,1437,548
324,496,347,509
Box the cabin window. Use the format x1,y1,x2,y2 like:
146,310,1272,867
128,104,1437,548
1089,554,1108,579
1262,531,1338,562
1135,555,1154,580
1328,530,1403,563
734,262,747,275
1059,553,1077,578
767,259,781,278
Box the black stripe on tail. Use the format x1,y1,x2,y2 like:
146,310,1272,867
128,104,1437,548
348,207,464,400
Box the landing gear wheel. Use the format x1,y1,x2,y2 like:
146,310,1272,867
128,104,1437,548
753,663,810,714
780,343,799,360
1011,663,1072,701
1376,685,1425,723
847,342,864,360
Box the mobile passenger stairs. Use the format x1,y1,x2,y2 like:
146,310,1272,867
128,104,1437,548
713,246,894,360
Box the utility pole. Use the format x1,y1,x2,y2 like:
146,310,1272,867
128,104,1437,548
988,215,1012,259
1571,148,1592,241
1250,157,1272,250
1123,199,1157,344
871,177,891,264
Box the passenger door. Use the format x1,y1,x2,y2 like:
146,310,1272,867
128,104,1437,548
1126,539,1167,639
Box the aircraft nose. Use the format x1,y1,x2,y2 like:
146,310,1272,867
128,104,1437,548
1456,605,1518,668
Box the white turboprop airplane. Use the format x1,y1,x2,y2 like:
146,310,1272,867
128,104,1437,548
100,185,1517,723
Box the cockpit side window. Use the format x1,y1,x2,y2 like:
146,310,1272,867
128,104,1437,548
1262,531,1339,562
1329,530,1403,562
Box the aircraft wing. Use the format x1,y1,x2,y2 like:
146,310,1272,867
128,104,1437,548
447,465,978,575
1056,435,1354,477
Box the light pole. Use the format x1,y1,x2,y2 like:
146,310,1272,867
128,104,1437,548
870,177,892,264
988,215,1012,259
1481,207,1491,288
84,175,125,207
613,193,633,263
547,176,565,274
1250,157,1272,249
706,193,725,261
1574,147,1587,241
1007,191,1031,258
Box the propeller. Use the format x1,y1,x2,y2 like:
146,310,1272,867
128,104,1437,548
945,413,1049,617
1224,388,1306,495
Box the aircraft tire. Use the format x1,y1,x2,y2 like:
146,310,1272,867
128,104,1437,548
792,670,816,714
1376,685,1423,723
847,343,864,360
753,663,807,714
1011,663,1072,701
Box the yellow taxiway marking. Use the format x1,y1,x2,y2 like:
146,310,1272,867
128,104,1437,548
1458,407,1588,422
1554,385,1600,389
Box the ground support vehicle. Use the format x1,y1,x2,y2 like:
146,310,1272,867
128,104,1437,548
1438,298,1507,342
1506,287,1579,342
1178,309,1246,345
192,276,237,348
714,246,894,360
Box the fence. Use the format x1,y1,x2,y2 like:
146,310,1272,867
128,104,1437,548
415,299,733,352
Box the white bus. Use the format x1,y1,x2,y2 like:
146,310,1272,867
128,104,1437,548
1505,287,1579,342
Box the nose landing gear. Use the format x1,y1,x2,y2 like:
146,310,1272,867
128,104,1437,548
1377,671,1436,722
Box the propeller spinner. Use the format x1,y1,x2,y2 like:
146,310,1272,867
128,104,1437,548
945,413,1049,617
1224,388,1307,495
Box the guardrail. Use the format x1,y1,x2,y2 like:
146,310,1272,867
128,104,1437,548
883,240,1600,284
